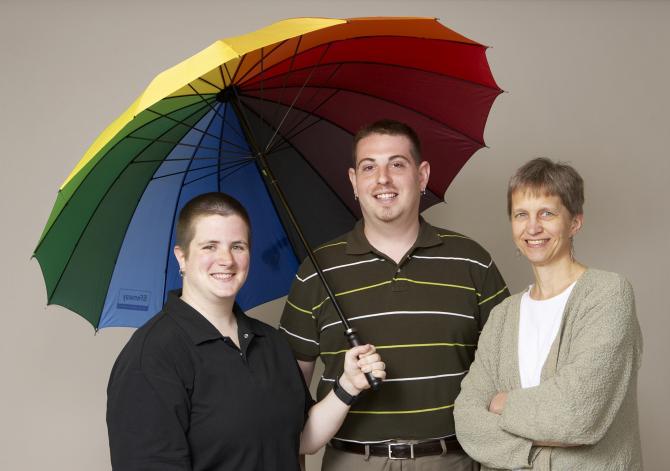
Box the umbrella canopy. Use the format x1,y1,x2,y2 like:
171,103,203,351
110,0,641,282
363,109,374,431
33,17,502,330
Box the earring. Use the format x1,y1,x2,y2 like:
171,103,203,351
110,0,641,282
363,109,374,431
570,237,575,261
179,269,185,278
354,194,358,201
420,188,427,196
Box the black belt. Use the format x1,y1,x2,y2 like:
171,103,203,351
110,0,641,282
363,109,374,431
329,437,464,460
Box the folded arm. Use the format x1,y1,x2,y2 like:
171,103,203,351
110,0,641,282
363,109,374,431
454,304,536,469
500,277,640,445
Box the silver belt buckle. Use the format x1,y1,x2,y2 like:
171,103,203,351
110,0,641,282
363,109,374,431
388,442,414,460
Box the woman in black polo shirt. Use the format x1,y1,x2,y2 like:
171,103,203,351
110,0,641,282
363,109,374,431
107,192,385,471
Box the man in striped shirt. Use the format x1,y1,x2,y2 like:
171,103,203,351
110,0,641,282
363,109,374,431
280,119,508,470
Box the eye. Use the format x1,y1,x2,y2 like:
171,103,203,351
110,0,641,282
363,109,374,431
391,160,406,169
202,244,215,251
540,210,555,218
232,244,248,251
513,212,527,219
361,164,375,172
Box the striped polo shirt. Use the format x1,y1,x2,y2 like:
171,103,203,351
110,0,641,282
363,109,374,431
279,218,509,442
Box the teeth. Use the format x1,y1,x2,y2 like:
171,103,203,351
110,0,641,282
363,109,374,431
526,239,548,246
375,193,397,200
211,273,234,280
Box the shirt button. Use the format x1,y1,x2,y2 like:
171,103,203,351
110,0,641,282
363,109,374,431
239,352,243,356
243,333,249,339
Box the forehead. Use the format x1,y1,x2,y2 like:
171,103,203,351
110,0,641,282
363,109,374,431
190,214,249,242
354,133,413,164
511,187,563,208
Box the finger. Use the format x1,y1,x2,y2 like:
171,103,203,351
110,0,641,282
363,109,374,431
371,370,386,380
357,345,377,358
361,361,385,374
344,345,370,363
357,354,381,368
364,361,385,373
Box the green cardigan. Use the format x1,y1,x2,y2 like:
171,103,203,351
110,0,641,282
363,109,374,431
454,269,643,470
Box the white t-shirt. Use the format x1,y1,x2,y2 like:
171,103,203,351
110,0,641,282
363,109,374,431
518,282,576,389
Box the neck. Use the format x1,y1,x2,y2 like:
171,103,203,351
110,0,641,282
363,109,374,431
530,256,586,300
180,286,237,333
363,216,421,264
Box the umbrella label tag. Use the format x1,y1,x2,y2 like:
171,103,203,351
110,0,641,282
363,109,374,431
117,289,151,311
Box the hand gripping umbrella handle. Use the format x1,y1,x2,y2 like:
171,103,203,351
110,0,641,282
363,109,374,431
344,327,382,391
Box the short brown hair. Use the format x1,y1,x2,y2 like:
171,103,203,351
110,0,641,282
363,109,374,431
507,158,584,218
175,192,251,254
352,119,422,165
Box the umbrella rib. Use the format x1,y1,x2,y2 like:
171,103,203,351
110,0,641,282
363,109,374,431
159,102,226,300
269,63,343,146
245,60,500,93
239,100,357,219
143,102,231,143
132,156,255,163
218,101,226,191
237,36,500,92
181,160,254,187
217,161,255,183
233,40,289,85
45,101,219,305
126,137,252,157
265,89,341,154
264,35,303,151
263,43,332,153
143,106,250,153
249,84,487,148
149,159,252,182
125,136,219,152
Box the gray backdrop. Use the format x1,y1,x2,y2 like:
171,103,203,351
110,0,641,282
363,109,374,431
2,1,668,470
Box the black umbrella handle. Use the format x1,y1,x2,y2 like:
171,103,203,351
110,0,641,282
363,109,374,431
345,327,382,391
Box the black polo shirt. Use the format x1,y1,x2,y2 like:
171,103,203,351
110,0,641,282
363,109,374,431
107,292,312,471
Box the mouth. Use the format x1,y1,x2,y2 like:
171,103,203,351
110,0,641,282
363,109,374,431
373,192,398,201
210,273,235,280
524,238,550,248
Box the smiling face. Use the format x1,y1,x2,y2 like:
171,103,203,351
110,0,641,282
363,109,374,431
348,133,429,228
174,214,250,307
510,189,583,268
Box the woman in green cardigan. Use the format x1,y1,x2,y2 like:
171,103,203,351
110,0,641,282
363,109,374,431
454,158,642,470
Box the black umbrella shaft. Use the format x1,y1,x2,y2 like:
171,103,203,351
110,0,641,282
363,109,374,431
227,103,350,329
229,98,380,390
256,153,351,330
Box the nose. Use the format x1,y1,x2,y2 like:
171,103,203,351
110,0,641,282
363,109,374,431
377,165,391,185
526,216,543,235
216,247,234,266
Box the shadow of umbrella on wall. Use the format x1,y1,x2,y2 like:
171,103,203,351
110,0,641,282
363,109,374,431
32,17,502,337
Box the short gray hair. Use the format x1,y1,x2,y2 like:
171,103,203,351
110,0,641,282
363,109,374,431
507,158,584,218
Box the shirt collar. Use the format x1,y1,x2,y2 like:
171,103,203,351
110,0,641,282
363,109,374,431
345,217,443,255
165,291,265,345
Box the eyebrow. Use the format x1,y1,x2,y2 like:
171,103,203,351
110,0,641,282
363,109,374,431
356,154,411,168
197,239,249,246
197,240,220,245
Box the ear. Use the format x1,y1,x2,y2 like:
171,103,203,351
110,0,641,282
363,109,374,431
418,160,430,190
348,167,358,198
570,213,584,236
173,245,187,271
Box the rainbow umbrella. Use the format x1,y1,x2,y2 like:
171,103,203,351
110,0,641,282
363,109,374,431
33,17,502,330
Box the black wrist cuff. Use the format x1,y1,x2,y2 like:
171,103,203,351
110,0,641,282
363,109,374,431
333,376,358,406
